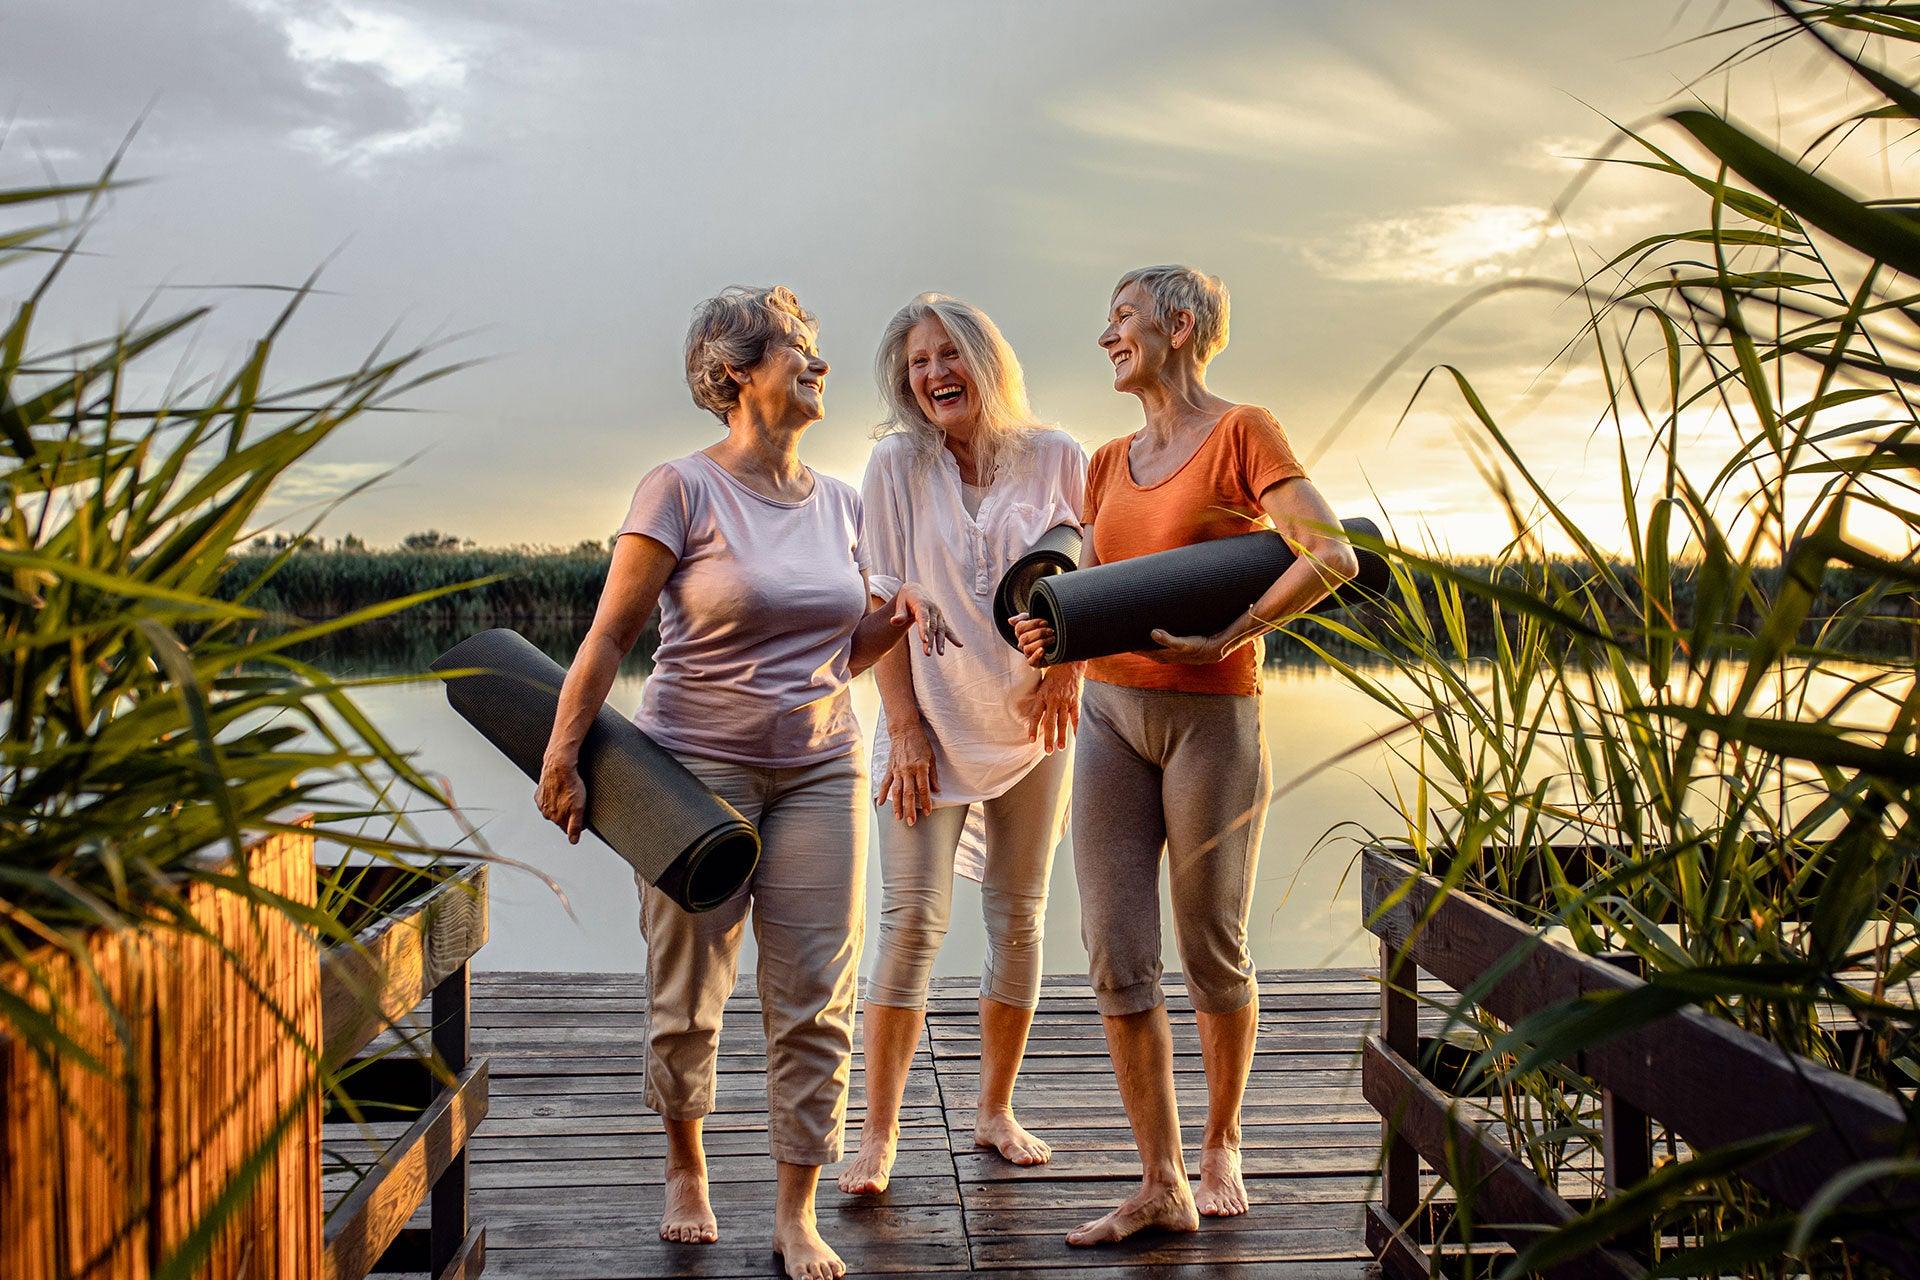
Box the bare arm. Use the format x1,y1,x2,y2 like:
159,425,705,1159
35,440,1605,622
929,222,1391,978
869,598,941,823
849,579,955,676
1148,477,1360,664
536,533,677,842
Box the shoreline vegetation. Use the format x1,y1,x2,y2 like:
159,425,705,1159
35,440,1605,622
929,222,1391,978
222,541,1916,667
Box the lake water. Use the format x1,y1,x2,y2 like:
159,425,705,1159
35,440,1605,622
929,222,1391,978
347,658,1412,976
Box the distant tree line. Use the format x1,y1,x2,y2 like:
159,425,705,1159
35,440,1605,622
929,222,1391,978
218,538,1915,659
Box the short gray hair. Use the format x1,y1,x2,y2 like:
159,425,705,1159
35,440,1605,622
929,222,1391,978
684,285,816,424
873,293,1038,480
1113,264,1230,366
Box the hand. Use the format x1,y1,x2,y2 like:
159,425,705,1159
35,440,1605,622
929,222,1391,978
894,582,965,657
1017,662,1081,753
1145,628,1230,665
876,719,939,825
1009,612,1054,669
537,753,587,843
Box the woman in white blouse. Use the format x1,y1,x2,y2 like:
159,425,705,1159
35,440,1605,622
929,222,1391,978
838,294,1087,1196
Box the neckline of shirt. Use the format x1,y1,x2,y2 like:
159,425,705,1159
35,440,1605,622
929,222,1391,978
1120,407,1238,492
695,449,819,509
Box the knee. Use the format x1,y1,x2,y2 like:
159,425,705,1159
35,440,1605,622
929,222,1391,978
982,888,1044,952
1179,928,1255,1015
877,906,950,965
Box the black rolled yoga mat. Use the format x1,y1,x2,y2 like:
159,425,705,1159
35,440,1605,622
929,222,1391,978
431,628,761,912
1026,517,1390,666
993,523,1084,647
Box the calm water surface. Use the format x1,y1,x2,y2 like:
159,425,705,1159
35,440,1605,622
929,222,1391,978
349,662,1407,975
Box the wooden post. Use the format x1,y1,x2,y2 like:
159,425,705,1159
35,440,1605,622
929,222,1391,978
1599,951,1652,1258
1381,937,1419,1225
429,963,471,1277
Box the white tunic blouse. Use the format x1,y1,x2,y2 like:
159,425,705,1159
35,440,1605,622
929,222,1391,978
860,427,1088,842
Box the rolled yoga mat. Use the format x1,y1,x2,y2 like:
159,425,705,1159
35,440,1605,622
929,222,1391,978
431,628,761,913
993,523,1084,647
1025,517,1390,666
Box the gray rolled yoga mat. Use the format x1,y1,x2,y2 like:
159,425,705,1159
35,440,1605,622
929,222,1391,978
1025,517,1390,665
993,523,1084,647
431,628,761,913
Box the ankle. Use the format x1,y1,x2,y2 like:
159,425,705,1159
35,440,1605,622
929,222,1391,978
666,1155,708,1179
1203,1128,1242,1153
1140,1162,1188,1192
975,1102,1016,1122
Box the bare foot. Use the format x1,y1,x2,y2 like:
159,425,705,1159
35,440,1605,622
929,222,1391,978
1065,1178,1199,1246
773,1215,846,1280
974,1107,1051,1166
836,1126,896,1195
659,1166,718,1243
1196,1145,1248,1217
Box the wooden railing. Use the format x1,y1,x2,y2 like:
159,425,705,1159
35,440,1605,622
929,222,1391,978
1361,847,1920,1278
320,863,490,1280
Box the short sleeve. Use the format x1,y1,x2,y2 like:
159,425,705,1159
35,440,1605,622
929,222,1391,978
1057,434,1090,527
857,448,903,600
616,462,690,559
1232,407,1307,505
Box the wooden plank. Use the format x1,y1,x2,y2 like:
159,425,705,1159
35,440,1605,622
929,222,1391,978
1362,1036,1640,1280
324,1059,490,1280
1362,849,1920,1275
322,863,489,1069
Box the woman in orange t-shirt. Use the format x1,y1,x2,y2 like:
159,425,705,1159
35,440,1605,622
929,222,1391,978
1013,265,1358,1247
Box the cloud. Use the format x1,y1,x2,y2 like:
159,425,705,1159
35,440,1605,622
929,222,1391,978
243,0,474,165
1295,201,1670,285
1051,56,1448,160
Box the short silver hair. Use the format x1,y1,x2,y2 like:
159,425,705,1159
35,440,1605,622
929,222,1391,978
873,293,1039,479
683,285,816,424
1113,264,1230,366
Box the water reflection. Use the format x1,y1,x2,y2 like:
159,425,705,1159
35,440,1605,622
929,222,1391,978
323,627,1402,975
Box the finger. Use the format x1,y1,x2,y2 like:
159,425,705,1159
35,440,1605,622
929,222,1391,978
916,767,932,818
877,773,894,807
892,596,911,626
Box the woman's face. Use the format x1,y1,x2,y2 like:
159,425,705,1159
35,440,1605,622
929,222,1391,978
1098,280,1173,394
742,313,829,424
905,315,980,437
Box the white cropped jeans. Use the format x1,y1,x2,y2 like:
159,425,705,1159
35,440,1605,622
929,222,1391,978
864,747,1070,1011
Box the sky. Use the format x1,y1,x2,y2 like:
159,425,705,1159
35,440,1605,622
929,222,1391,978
0,1,1883,552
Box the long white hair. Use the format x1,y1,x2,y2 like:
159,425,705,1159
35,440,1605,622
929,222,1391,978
873,293,1040,480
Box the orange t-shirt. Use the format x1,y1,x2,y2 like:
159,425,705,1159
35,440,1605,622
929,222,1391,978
1081,404,1308,696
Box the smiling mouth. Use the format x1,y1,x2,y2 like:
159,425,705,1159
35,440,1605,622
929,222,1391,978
930,385,966,407
1110,352,1132,370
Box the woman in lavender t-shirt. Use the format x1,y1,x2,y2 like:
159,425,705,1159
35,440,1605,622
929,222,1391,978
535,286,952,1280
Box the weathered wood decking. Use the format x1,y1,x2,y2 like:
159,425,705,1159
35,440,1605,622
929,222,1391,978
459,968,1392,1280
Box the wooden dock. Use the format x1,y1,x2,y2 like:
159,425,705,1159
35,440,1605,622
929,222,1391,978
458,968,1388,1279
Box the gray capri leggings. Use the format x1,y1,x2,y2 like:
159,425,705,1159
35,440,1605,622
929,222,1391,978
865,746,1070,1011
1072,680,1269,1016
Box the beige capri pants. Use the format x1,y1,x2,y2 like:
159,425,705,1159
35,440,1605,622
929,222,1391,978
865,746,1071,1011
640,750,866,1166
1072,680,1269,1017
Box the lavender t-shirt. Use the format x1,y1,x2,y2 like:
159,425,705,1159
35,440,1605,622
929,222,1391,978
618,452,869,767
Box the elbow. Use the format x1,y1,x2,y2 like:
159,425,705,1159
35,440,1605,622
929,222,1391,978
1316,537,1361,585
